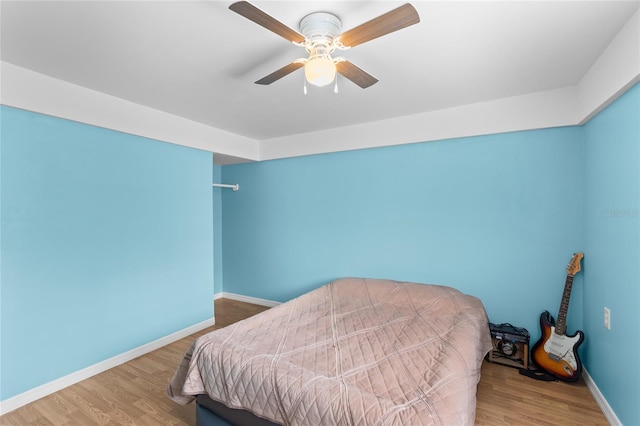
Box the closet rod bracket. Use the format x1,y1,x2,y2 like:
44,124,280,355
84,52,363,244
212,183,239,191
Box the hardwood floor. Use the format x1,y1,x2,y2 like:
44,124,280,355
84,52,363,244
1,299,608,425
476,360,607,425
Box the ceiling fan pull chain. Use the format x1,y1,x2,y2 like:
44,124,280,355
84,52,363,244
303,74,308,95
334,76,339,94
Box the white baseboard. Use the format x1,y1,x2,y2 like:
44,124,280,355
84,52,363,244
214,291,281,308
583,367,621,426
0,317,215,416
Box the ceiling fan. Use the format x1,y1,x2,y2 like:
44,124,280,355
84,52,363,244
228,1,420,90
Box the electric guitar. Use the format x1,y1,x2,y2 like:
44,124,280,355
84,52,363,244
531,252,585,382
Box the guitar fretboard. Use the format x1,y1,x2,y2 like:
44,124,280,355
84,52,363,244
556,275,574,335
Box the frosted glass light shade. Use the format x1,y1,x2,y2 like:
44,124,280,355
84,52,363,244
304,57,336,87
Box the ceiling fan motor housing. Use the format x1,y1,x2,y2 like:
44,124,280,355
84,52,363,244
299,12,342,46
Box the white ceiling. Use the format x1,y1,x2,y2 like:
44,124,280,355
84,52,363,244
2,1,639,160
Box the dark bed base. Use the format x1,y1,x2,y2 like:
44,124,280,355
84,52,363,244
195,395,279,426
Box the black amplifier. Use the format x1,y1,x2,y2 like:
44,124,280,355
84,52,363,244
486,322,530,369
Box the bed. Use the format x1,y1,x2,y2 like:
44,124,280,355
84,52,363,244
168,277,492,425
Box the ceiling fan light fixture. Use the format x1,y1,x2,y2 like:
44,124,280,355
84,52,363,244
304,56,336,87
229,2,420,89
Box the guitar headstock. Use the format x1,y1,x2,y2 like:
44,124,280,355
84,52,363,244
566,252,584,276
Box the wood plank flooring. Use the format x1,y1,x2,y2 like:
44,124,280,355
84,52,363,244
476,359,607,425
1,299,608,425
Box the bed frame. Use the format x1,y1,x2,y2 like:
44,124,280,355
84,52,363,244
196,395,278,426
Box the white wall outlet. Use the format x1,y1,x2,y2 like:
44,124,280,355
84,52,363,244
604,307,611,330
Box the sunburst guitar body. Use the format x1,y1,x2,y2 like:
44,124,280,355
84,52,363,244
531,253,585,382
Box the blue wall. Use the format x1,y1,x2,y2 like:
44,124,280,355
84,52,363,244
0,106,214,400
583,83,639,425
221,127,585,338
213,163,223,295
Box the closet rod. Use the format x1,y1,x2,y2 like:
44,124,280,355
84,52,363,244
212,183,239,191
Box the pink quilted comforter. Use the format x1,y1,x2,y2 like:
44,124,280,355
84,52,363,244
168,278,492,425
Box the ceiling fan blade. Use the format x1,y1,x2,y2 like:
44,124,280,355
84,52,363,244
255,62,305,85
229,1,305,44
336,61,378,88
339,3,420,48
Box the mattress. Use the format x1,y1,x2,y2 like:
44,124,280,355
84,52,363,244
168,277,492,425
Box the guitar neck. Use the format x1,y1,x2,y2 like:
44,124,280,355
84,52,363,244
556,275,574,335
